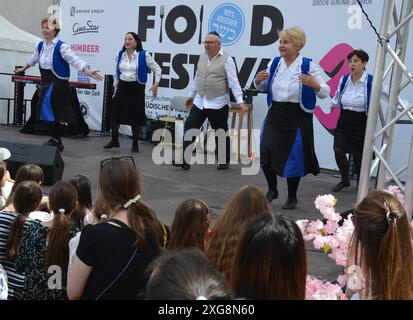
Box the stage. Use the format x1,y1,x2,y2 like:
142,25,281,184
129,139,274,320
1,124,363,282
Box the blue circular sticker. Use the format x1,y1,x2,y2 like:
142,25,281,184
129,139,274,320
208,3,245,46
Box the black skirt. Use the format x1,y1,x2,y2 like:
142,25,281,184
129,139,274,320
334,108,367,156
36,69,74,123
260,101,320,178
111,80,146,126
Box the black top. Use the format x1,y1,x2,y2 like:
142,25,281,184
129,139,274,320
77,219,160,300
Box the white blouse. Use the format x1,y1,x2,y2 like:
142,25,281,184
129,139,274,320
27,38,87,71
331,72,368,112
114,51,162,85
255,54,330,102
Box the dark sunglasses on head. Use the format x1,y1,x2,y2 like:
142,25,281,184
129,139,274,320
100,156,135,169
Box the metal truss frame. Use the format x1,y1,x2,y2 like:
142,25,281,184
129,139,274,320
358,0,413,218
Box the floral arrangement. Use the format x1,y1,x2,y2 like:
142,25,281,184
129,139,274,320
298,186,404,300
305,275,347,300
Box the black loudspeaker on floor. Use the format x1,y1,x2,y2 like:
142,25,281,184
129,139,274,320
0,141,64,186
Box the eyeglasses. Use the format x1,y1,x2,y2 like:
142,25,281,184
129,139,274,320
203,41,218,45
100,156,135,169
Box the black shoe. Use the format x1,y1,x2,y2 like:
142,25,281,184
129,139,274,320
332,180,350,192
43,138,64,152
172,160,181,167
282,198,297,210
131,143,139,153
181,163,191,170
43,138,58,146
103,139,120,149
217,164,230,170
56,141,64,152
172,160,190,170
266,189,279,203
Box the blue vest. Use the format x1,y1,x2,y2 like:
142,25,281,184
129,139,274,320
116,49,148,84
266,56,316,113
37,40,70,79
339,73,373,115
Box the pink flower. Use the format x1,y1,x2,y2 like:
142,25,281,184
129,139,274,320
304,234,315,241
313,236,326,250
314,194,336,210
387,185,405,204
305,276,347,300
298,194,358,299
324,220,338,234
330,248,348,266
326,236,339,249
307,220,324,234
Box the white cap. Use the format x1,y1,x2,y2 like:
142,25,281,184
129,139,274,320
0,148,11,161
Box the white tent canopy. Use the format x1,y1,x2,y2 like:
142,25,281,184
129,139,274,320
0,14,40,123
0,14,40,53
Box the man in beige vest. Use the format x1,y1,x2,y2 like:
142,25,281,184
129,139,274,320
177,31,247,170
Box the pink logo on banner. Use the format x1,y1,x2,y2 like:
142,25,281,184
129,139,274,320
313,43,353,133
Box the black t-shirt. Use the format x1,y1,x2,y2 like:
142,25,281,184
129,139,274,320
76,220,160,300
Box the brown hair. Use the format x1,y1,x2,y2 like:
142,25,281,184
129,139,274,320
123,32,143,52
146,248,231,300
5,164,44,207
230,213,307,299
91,194,108,223
69,175,92,229
46,181,78,274
6,181,42,261
169,199,210,252
206,185,270,281
347,49,369,63
349,190,413,299
99,159,163,253
41,17,60,36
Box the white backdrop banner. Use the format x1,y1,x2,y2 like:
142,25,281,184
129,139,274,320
60,0,413,171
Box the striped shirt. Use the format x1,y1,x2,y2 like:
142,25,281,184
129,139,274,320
0,211,34,300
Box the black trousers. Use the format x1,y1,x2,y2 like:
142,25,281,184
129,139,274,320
182,105,230,165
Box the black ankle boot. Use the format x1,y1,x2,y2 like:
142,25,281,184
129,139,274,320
131,141,139,153
44,138,64,151
332,179,350,192
266,189,279,204
104,139,120,149
282,198,298,210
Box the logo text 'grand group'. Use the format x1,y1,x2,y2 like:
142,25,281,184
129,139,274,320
70,6,104,17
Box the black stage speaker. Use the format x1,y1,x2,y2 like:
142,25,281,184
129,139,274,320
0,141,64,186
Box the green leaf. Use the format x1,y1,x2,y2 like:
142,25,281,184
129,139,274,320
323,243,330,254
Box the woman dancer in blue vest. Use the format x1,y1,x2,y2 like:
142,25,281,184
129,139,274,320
255,27,330,210
104,32,162,152
14,18,102,152
330,50,372,192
